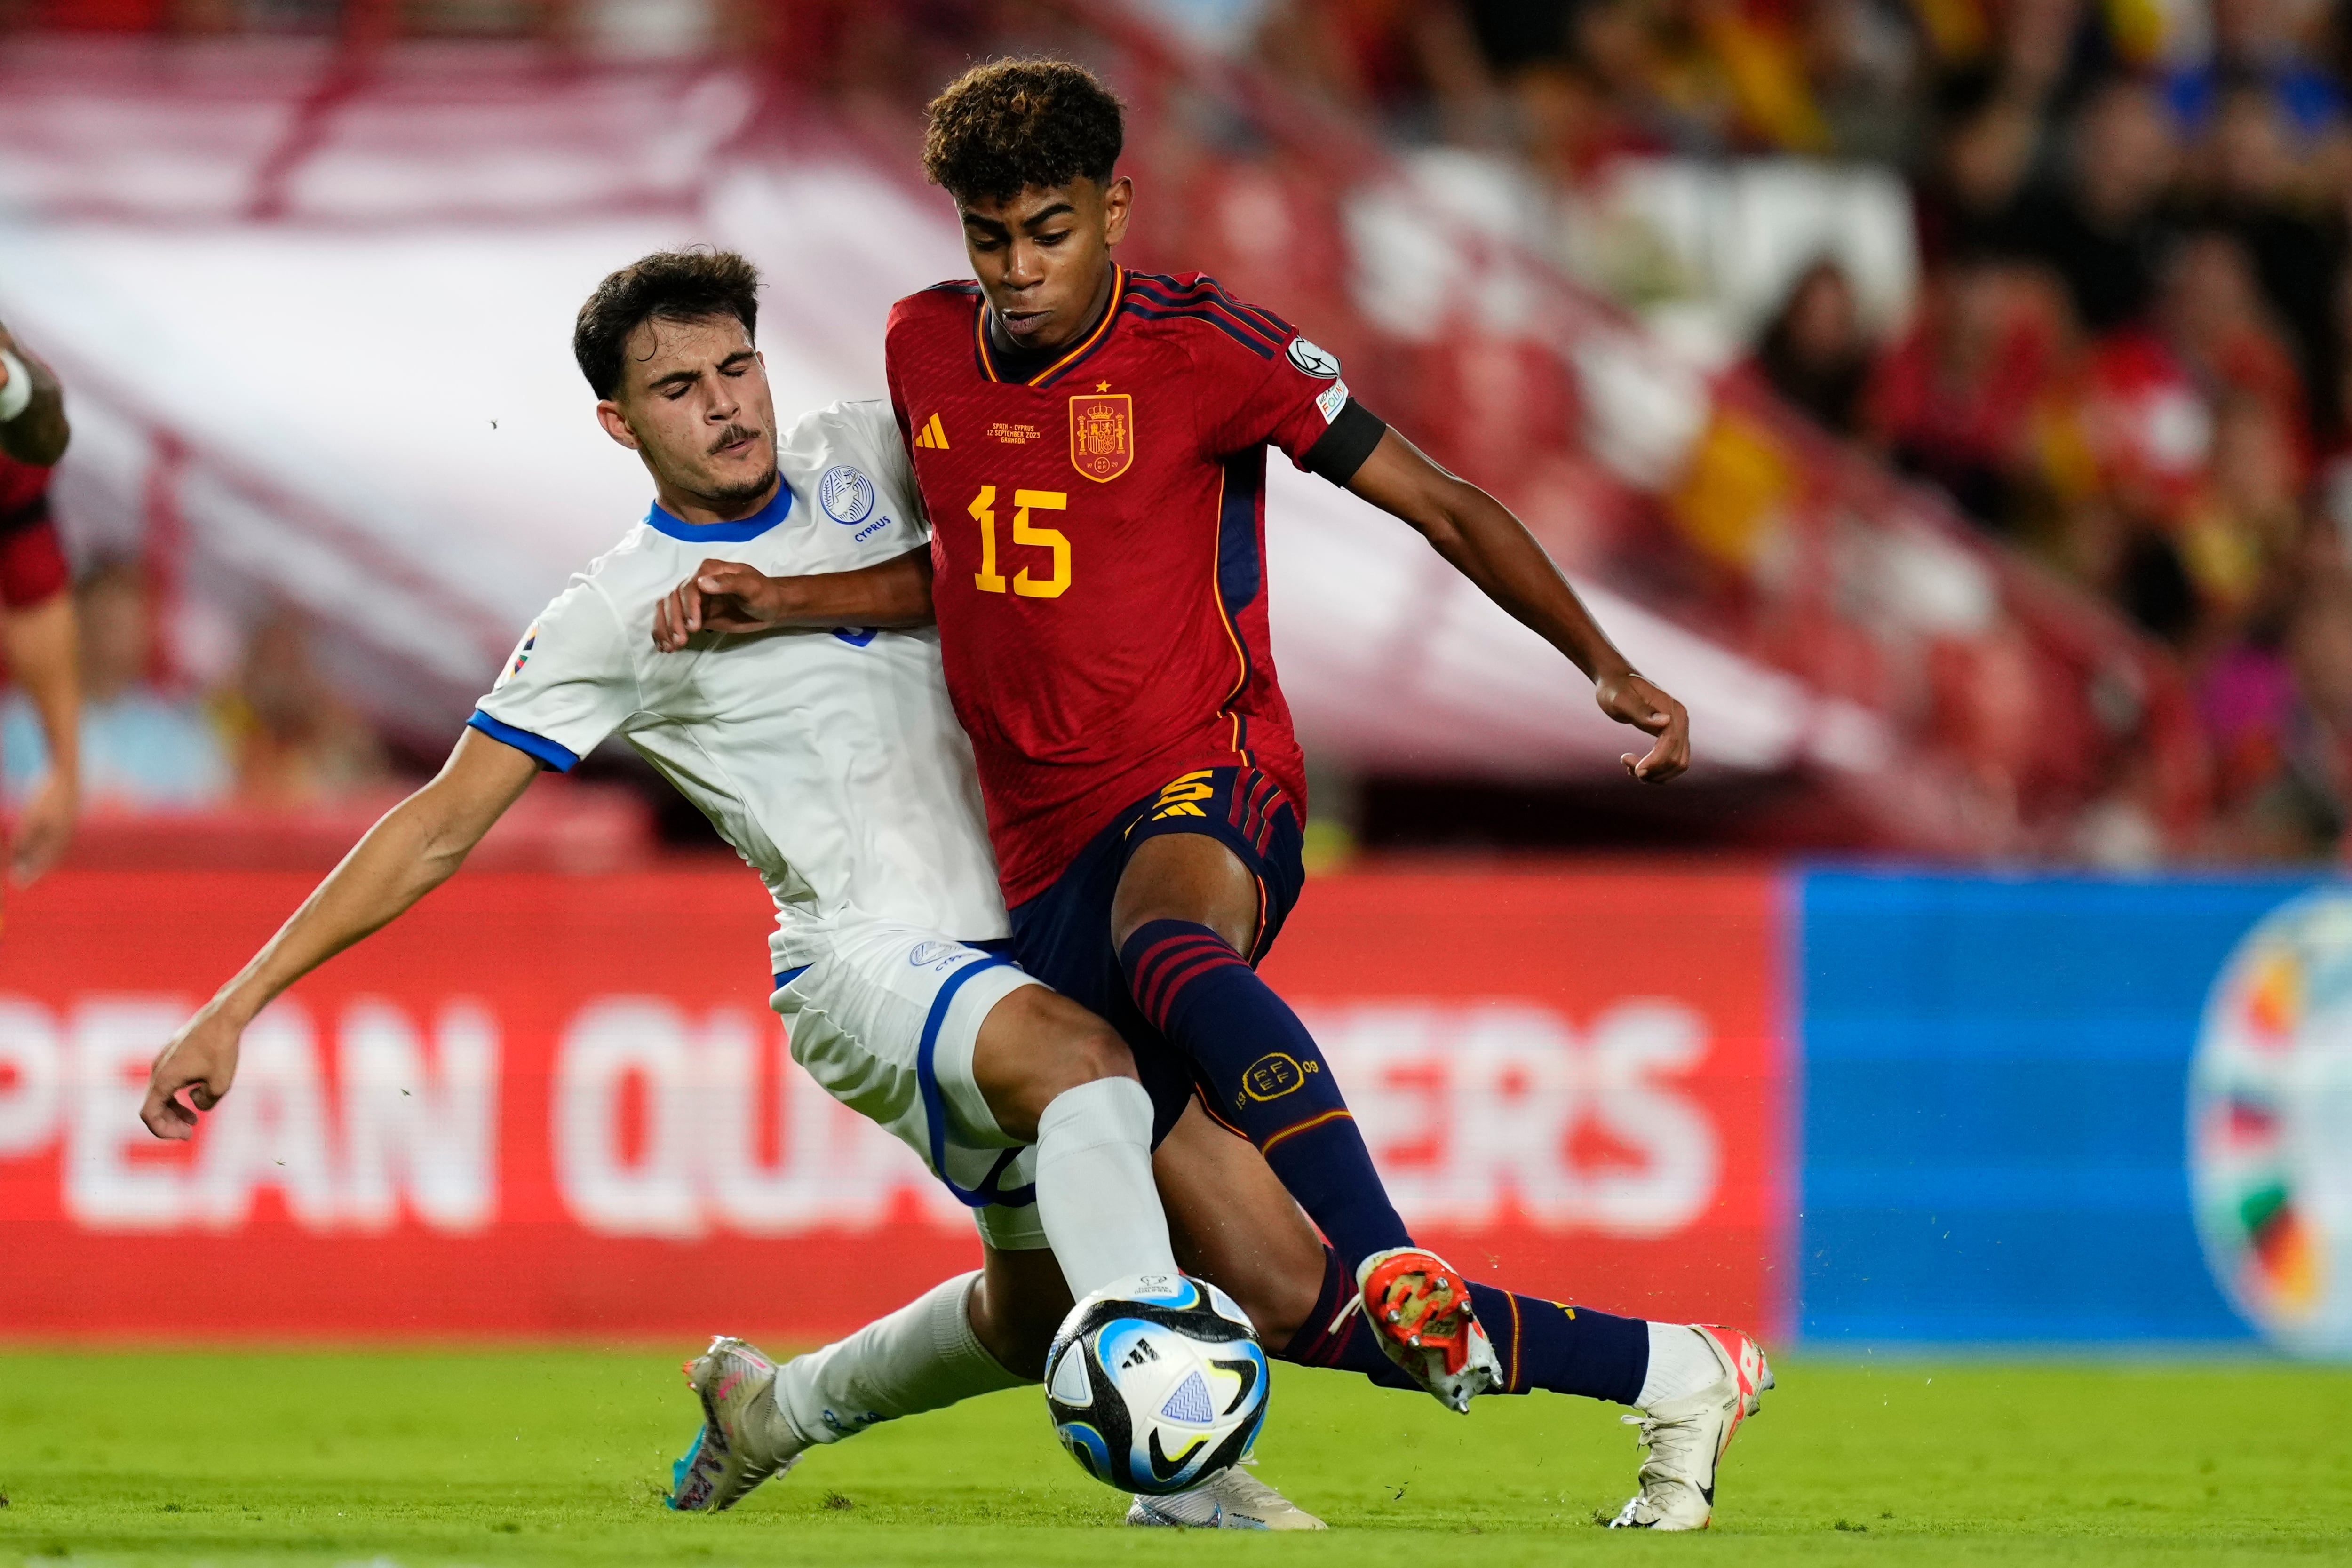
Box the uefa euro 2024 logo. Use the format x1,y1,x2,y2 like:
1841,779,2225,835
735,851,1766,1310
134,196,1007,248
2191,891,2352,1357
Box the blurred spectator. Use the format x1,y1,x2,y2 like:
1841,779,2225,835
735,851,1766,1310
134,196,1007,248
1134,0,1274,55
2153,228,2309,463
2177,393,2303,650
1921,70,2048,260
214,605,387,808
1472,0,1926,158
2193,512,2352,860
4,558,229,812
1461,0,1573,75
1866,255,2063,528
1562,0,1749,155
1255,0,1497,142
2196,83,2348,433
1751,258,1874,434
1801,0,1928,161
2004,77,2181,333
2281,522,2352,846
1913,0,2094,258
0,318,79,882
2165,0,2350,148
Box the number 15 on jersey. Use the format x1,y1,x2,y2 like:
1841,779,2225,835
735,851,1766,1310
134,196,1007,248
969,485,1070,599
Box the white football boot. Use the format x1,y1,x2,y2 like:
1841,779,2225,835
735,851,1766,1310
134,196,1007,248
1125,1461,1327,1529
1351,1246,1503,1413
1607,1324,1774,1531
666,1335,806,1512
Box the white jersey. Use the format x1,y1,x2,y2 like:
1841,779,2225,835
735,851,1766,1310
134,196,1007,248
471,400,1007,973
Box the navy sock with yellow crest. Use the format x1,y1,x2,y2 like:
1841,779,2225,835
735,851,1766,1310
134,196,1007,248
1118,916,1414,1268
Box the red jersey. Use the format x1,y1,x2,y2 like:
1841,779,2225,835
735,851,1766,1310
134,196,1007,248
886,267,1370,904
0,452,45,518
0,454,65,608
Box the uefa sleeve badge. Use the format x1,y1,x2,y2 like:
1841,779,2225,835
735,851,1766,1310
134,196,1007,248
1285,338,1341,378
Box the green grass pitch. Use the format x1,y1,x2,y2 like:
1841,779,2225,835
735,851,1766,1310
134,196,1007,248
1,1348,2346,1565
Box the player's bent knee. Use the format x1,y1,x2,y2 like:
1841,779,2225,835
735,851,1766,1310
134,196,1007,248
1003,986,1140,1088
971,984,1139,1142
1110,833,1261,952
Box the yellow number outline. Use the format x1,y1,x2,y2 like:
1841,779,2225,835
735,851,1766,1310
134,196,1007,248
970,485,1007,593
968,484,1069,597
1011,490,1069,598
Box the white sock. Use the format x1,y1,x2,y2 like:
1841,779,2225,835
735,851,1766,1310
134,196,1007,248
771,1272,1026,1447
1033,1076,1180,1298
1636,1322,1723,1409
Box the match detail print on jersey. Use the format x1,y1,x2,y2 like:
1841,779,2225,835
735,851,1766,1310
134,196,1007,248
1069,392,1134,482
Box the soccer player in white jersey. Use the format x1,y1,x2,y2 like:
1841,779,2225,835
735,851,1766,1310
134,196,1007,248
137,251,1319,1528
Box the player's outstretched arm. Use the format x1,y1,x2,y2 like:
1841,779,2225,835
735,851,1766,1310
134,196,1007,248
140,730,540,1140
1347,428,1691,783
0,320,70,469
651,546,935,652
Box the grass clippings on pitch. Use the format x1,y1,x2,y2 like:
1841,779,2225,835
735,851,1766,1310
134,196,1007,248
0,1347,2345,1565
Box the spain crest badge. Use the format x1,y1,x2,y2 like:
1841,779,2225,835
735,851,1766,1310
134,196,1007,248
1069,392,1134,483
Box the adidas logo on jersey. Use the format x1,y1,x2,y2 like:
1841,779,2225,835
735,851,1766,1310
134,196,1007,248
912,412,950,450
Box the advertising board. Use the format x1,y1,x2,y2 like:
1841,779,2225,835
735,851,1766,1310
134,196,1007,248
0,867,1790,1344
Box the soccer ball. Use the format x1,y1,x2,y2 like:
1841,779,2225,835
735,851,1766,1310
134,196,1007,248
1042,1273,1269,1496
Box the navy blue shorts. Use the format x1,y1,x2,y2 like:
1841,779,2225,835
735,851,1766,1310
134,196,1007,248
1007,764,1305,1146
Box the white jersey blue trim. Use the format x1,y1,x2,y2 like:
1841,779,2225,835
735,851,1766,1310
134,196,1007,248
467,708,580,772
466,399,1007,978
643,481,794,542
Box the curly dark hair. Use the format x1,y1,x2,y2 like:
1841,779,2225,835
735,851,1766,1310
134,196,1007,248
922,58,1125,205
573,248,760,399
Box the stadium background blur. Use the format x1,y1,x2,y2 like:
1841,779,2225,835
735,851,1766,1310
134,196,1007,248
0,0,2349,1555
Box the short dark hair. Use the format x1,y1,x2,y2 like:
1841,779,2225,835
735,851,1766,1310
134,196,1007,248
922,59,1125,205
573,249,760,399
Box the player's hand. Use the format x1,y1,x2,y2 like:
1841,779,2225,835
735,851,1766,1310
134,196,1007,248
1596,670,1690,783
652,559,788,651
9,772,76,884
141,1008,243,1141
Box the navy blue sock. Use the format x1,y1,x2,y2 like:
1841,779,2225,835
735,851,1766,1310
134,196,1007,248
1278,1247,1651,1406
1120,918,1413,1268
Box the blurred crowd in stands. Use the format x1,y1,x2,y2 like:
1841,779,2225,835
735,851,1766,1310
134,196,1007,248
1132,0,2352,858
7,0,2352,861
0,558,388,816
0,318,394,875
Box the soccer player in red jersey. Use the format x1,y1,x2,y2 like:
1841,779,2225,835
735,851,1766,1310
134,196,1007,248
655,63,1732,1442
0,318,80,888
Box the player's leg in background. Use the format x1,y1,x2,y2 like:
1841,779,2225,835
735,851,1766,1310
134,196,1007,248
1148,1096,1331,1339
771,1242,1065,1450
967,981,1180,1298
1154,1103,1676,1409
669,1243,1057,1512
1110,818,1414,1275
1109,776,1502,1408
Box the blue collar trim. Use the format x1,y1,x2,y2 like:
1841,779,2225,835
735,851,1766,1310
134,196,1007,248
644,481,793,542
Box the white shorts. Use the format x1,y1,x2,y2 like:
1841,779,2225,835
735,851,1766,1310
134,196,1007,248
773,920,1049,1251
